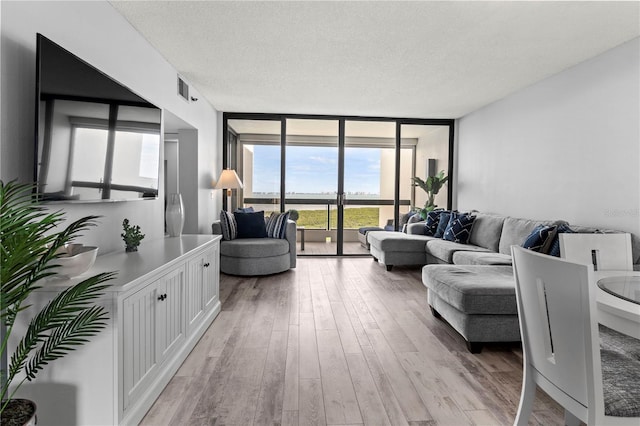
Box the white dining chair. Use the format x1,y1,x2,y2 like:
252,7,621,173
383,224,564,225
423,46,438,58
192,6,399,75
511,246,640,426
560,233,633,271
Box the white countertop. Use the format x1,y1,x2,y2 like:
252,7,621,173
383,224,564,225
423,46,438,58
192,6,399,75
40,234,221,293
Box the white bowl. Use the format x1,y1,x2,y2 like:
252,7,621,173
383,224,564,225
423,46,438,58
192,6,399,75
52,244,98,278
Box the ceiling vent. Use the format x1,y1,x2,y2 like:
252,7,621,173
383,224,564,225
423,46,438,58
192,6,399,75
177,75,189,101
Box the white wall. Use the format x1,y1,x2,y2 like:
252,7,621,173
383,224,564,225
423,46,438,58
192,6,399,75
457,38,639,239
1,1,220,253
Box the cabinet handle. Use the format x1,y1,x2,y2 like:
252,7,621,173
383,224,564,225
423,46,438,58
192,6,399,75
203,262,210,268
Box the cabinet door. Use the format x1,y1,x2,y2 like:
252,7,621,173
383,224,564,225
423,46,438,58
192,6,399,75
122,283,158,410
203,245,219,310
186,255,205,334
156,267,186,362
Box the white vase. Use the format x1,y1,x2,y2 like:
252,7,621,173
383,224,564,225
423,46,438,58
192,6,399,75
166,193,185,237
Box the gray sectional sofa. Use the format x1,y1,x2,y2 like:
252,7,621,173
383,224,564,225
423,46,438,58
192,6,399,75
367,213,640,353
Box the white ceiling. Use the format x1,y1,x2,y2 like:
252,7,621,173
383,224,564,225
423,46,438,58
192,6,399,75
110,1,640,119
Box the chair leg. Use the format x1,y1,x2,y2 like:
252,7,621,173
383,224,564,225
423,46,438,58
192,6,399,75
372,256,378,262
466,341,483,353
514,367,536,426
385,265,393,272
564,410,580,426
429,306,441,319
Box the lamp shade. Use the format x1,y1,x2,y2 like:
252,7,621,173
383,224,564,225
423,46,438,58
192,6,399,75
214,169,244,190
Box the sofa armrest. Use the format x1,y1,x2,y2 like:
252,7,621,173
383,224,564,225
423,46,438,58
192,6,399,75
407,222,426,235
285,219,297,268
212,220,223,235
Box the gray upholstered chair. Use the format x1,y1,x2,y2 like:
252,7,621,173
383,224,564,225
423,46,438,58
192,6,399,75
212,219,297,276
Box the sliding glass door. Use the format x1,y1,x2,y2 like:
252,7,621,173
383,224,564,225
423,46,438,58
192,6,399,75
285,119,339,255
223,113,454,256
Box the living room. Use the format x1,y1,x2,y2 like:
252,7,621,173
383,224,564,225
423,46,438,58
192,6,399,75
1,1,639,425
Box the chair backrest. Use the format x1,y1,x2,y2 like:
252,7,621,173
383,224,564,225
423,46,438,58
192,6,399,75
511,246,601,418
560,233,633,271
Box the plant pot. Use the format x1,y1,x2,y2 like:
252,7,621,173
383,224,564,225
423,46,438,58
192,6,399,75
125,245,138,253
1,399,37,426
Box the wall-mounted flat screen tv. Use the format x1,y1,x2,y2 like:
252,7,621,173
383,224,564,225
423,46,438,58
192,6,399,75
35,34,161,202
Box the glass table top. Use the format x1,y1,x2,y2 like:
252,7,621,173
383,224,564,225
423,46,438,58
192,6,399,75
598,275,640,305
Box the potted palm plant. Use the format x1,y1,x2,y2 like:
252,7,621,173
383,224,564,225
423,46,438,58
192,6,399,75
1,181,115,425
412,170,448,219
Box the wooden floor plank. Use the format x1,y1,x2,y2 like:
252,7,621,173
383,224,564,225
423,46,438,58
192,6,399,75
345,352,393,426
364,328,431,422
299,312,321,379
253,330,288,425
299,378,327,426
283,324,300,411
317,329,362,425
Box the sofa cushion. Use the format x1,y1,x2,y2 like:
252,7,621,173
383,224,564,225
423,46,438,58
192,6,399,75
499,217,553,255
547,223,576,257
469,213,506,252
426,239,492,264
367,231,434,252
434,211,453,238
452,251,513,266
266,211,290,239
422,264,517,315
424,210,444,236
234,211,268,239
443,213,476,244
522,224,557,253
235,206,255,213
220,210,238,240
220,238,290,258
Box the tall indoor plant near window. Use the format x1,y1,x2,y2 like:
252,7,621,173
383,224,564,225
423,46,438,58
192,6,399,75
412,170,448,219
0,181,115,425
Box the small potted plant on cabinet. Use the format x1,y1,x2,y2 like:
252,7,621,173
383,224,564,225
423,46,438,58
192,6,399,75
121,219,145,252
0,181,115,425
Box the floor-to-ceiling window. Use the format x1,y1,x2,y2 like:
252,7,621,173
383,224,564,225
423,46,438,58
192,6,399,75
224,113,454,256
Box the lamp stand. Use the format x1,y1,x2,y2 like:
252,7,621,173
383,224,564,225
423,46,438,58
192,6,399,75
226,188,232,213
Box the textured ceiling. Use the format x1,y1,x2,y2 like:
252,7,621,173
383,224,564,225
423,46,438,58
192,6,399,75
110,1,640,119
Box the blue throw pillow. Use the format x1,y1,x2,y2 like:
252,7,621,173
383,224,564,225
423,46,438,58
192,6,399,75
266,211,290,239
235,206,255,213
443,213,476,244
522,224,558,253
434,211,452,238
219,210,237,240
547,223,576,257
234,211,267,238
424,210,443,236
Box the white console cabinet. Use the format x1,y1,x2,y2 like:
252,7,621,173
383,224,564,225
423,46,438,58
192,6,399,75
8,235,221,426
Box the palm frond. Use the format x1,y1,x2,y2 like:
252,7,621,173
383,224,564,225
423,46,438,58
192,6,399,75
6,273,114,390
24,307,108,381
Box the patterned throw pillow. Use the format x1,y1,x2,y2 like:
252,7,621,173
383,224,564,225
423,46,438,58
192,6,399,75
266,211,290,239
522,225,558,253
547,223,576,257
234,211,268,238
443,213,476,244
424,210,443,236
219,210,237,240
434,211,452,238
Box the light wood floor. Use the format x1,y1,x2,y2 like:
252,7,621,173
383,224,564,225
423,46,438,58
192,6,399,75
141,257,563,425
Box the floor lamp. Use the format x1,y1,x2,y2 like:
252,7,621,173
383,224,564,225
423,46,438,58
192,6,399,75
214,169,243,213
